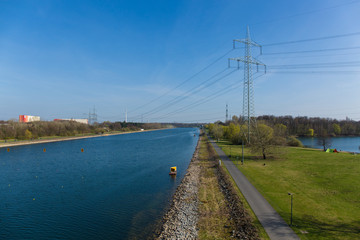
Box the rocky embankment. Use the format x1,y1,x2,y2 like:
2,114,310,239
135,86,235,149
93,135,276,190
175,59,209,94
155,134,259,239
156,139,201,240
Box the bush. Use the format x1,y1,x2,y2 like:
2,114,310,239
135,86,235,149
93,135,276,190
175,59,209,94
287,137,303,147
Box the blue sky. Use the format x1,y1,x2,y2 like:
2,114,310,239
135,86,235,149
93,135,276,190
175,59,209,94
1,0,360,123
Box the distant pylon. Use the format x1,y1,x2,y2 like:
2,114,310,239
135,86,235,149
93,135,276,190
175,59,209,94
226,103,229,122
125,108,128,123
88,106,97,125
228,26,266,143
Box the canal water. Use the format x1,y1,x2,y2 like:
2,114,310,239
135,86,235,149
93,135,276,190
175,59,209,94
298,136,360,153
0,128,199,239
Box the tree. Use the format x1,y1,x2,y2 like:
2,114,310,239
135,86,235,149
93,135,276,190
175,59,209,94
317,128,332,151
274,123,287,137
273,123,287,145
332,123,341,136
307,128,314,137
212,124,223,142
287,137,303,147
251,124,274,159
24,129,32,140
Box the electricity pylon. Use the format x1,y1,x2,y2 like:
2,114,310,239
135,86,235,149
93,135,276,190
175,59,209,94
229,26,266,143
88,106,97,125
226,103,228,122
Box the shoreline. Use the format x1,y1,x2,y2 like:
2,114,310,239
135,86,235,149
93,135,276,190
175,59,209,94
0,128,166,149
155,133,201,239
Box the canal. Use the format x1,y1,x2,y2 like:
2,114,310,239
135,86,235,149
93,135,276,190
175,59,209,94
0,128,199,239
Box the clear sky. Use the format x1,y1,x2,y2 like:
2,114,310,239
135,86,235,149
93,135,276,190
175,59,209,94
1,0,360,123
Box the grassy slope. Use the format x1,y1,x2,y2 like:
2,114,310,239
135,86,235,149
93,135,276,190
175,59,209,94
197,135,235,239
217,140,360,240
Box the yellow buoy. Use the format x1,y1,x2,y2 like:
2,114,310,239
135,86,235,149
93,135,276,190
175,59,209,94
33,198,35,201
169,166,177,175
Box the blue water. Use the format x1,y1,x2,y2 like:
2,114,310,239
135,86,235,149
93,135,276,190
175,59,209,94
0,128,199,239
298,136,360,153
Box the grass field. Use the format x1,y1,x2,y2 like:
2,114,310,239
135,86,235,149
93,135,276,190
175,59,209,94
217,140,360,240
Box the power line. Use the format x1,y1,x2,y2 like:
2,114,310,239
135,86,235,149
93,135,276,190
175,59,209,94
269,60,360,69
129,48,234,113
263,31,360,47
132,67,233,119
268,70,360,74
151,69,240,120
152,73,265,122
177,117,224,123
262,46,360,55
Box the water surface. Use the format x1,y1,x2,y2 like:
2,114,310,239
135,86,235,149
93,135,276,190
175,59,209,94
0,128,199,239
298,136,360,153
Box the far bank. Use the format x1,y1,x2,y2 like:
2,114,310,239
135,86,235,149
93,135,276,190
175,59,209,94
0,128,169,149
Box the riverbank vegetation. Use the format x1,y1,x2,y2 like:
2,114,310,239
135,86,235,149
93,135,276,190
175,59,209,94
255,115,360,137
0,120,169,141
210,115,360,139
217,140,360,240
207,120,303,160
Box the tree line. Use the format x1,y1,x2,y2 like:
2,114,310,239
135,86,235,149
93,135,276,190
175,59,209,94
206,115,360,159
0,120,168,141
251,115,360,137
206,121,303,160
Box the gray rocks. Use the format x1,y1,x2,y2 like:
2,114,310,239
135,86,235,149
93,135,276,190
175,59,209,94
156,141,200,240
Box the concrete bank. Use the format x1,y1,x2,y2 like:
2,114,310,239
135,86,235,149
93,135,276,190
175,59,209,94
156,136,201,240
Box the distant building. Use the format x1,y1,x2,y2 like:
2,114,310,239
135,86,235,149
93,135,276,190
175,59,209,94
54,119,89,124
19,115,40,123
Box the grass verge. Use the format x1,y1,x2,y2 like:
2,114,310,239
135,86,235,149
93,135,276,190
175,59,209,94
197,135,235,239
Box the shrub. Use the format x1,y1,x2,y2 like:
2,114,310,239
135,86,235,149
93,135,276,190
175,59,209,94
287,137,303,147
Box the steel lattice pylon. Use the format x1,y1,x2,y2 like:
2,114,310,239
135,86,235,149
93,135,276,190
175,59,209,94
229,26,266,143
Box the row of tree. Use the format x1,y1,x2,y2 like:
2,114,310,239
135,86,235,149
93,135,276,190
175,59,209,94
0,121,168,140
230,115,360,137
206,122,303,160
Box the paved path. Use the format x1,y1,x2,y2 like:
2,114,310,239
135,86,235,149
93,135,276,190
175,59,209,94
209,139,299,240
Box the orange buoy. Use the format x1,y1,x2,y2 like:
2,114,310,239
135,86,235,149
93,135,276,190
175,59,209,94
43,148,46,152
81,148,84,152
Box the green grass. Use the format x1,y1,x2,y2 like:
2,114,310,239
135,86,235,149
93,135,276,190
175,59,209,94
217,140,360,240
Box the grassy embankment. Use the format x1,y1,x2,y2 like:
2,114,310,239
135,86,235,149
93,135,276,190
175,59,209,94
197,135,269,239
217,140,360,240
